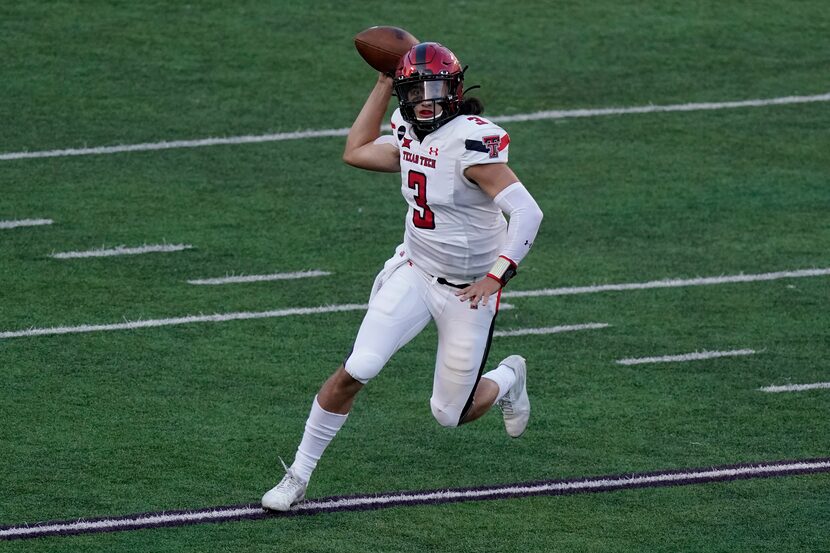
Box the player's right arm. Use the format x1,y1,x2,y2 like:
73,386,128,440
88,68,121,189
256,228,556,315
342,73,400,173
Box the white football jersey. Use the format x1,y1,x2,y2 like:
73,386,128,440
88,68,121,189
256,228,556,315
389,108,511,282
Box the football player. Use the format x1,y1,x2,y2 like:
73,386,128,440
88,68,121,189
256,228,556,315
263,42,544,511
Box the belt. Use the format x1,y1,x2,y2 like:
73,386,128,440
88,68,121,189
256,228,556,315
436,277,471,289
409,261,471,289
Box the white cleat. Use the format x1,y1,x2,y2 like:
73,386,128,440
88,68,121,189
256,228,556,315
262,462,307,511
496,355,530,437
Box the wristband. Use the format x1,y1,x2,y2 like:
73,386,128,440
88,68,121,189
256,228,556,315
486,256,518,288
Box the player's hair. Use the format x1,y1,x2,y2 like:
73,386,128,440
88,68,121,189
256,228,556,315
459,97,484,116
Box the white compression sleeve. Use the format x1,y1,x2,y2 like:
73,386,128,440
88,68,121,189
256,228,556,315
492,182,544,264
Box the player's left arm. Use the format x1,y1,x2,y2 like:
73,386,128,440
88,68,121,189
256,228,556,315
457,162,544,307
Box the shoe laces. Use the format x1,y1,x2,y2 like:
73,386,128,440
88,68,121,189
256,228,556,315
277,457,305,493
498,397,515,416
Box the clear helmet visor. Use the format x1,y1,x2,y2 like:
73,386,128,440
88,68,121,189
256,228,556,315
401,79,451,104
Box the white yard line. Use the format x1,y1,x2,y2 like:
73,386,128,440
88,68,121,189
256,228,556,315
494,323,609,337
187,270,331,285
3,266,829,339
491,92,830,122
0,505,263,540
2,458,828,540
0,218,53,229
502,268,830,298
0,304,369,339
616,349,756,366
50,244,192,259
0,309,600,340
2,92,828,161
0,129,350,161
760,382,830,393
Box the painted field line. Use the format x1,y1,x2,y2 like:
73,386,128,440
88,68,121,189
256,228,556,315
2,92,828,161
0,305,593,340
2,457,828,541
188,270,331,285
0,304,369,339
4,265,830,339
760,382,830,393
502,267,830,299
50,244,192,259
0,218,53,229
494,323,609,337
492,92,830,123
0,128,350,161
616,349,756,366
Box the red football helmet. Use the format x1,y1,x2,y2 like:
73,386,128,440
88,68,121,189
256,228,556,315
394,42,465,132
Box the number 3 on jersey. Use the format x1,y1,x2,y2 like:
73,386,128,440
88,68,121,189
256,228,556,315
408,170,435,229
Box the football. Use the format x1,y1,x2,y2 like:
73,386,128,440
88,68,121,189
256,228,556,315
354,26,419,74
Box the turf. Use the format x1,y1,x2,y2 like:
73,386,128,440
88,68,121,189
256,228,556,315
1,1,829,551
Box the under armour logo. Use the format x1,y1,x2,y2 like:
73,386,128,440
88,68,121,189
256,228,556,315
428,147,439,156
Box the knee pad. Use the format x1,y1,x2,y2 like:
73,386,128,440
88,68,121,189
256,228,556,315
430,398,461,428
344,351,385,384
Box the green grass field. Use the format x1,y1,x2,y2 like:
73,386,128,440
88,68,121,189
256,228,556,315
2,1,829,551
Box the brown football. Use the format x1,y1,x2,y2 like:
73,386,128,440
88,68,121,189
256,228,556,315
354,26,419,74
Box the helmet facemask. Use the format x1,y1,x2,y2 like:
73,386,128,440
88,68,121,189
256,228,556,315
394,73,463,133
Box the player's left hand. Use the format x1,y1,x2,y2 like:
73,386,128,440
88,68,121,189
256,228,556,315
456,277,502,309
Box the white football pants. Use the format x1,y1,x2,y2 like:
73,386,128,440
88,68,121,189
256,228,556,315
345,257,500,427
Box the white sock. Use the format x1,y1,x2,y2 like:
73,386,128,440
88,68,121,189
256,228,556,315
482,364,517,403
290,395,349,483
